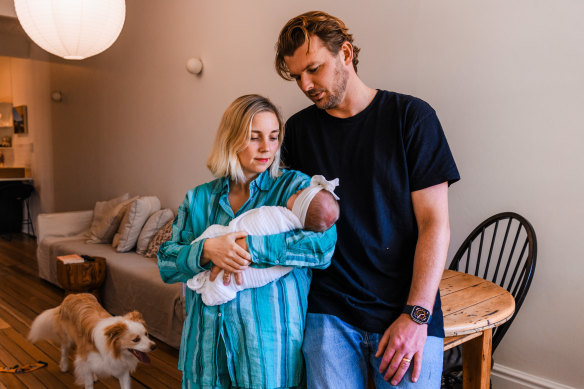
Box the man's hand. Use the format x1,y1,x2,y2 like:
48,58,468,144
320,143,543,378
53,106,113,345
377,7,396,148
373,181,448,385
375,314,427,385
201,231,251,273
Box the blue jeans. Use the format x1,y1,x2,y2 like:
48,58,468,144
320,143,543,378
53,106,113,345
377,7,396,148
302,313,443,389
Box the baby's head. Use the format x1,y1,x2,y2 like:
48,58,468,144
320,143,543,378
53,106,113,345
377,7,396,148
287,176,340,232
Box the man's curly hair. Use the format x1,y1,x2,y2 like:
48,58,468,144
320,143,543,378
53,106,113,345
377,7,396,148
275,11,360,81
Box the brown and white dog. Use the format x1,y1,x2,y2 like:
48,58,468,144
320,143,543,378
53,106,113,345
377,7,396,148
28,293,156,389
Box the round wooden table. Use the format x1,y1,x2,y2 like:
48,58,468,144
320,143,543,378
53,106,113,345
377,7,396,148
441,269,515,389
56,256,106,299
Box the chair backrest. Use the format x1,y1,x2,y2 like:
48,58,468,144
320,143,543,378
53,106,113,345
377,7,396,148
448,212,537,351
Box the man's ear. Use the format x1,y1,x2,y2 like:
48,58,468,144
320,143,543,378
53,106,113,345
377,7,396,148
340,41,354,66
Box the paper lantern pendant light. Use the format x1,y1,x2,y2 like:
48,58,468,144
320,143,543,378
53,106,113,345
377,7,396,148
14,0,126,60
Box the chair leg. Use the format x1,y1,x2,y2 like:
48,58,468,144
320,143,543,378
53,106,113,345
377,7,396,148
27,198,35,237
22,198,35,237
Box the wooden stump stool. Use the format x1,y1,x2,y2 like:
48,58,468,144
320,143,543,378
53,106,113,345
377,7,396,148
57,256,106,300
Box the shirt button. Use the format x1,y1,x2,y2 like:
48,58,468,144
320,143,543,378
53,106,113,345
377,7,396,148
275,260,279,264
218,313,222,317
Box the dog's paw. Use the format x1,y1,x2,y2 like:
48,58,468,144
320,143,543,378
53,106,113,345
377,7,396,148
59,360,69,373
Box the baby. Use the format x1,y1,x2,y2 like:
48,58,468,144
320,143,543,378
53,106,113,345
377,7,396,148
186,175,340,306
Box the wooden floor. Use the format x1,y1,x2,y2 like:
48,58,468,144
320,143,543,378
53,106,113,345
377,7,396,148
0,233,182,388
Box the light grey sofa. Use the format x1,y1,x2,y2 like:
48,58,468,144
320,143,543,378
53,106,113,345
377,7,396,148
36,210,184,348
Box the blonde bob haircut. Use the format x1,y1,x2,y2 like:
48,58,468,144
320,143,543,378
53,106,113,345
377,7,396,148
206,94,284,183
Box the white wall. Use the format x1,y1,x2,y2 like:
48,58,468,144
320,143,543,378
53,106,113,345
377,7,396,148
10,57,54,215
43,0,584,387
0,0,14,17
1,0,54,220
0,57,10,101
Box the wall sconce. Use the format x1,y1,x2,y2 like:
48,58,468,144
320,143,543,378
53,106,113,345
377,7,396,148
186,58,203,75
14,0,126,60
51,91,63,102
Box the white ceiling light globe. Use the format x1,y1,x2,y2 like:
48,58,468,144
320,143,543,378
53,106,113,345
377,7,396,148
14,0,126,60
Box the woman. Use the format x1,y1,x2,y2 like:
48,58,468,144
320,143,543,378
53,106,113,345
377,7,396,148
158,94,336,389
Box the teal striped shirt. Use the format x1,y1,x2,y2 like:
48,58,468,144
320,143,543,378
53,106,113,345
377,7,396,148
158,169,336,388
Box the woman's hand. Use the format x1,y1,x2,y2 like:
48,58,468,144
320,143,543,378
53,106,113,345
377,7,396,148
201,231,251,273
208,235,249,286
209,266,244,286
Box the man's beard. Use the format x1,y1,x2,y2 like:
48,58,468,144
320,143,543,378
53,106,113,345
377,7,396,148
311,61,349,110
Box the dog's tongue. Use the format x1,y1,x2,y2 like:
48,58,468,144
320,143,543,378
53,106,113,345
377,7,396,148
131,349,151,364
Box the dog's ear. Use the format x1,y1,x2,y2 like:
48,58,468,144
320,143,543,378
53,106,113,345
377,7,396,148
125,311,145,325
104,322,127,358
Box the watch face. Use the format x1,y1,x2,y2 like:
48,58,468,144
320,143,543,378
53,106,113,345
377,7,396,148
412,306,430,323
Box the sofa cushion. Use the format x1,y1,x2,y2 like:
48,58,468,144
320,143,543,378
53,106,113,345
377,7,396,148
136,208,174,255
144,219,173,258
114,196,161,253
87,194,137,244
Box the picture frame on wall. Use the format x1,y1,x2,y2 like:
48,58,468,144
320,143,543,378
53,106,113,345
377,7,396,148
13,105,28,134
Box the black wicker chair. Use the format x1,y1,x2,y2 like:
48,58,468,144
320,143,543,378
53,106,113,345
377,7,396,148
442,212,537,388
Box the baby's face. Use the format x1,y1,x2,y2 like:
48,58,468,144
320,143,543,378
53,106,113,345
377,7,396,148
286,188,304,210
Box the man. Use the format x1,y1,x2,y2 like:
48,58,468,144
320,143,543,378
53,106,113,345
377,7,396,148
275,11,460,388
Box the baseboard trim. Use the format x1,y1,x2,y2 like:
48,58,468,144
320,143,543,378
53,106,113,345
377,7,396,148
492,363,577,389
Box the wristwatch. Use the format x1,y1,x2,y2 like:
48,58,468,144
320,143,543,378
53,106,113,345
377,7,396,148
403,305,432,325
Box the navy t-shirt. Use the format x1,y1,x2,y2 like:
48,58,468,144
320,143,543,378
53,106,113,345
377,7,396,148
282,90,460,337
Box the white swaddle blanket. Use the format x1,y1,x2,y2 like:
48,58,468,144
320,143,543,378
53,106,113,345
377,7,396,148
186,206,302,306
187,175,340,306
